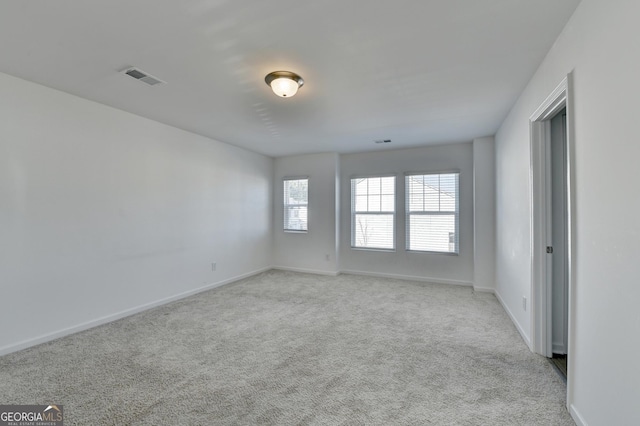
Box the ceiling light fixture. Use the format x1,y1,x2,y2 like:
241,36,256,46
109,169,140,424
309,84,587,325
265,71,304,98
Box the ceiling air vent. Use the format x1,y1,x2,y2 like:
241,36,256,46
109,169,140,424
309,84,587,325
121,67,166,86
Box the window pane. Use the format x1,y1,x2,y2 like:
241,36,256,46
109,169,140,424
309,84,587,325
354,214,394,249
381,176,395,194
408,214,455,252
424,184,440,211
381,194,394,211
440,191,456,212
406,173,459,253
439,174,457,194
355,178,368,195
368,194,381,212
423,174,439,189
355,195,368,212
285,179,307,203
284,178,308,231
368,177,381,195
408,177,423,211
284,206,308,231
351,176,396,249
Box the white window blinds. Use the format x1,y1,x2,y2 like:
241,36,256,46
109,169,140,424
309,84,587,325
351,176,395,250
283,178,308,232
406,172,459,253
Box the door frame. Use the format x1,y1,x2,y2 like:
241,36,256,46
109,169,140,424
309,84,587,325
529,74,575,401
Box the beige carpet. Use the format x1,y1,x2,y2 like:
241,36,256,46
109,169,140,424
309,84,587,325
0,270,573,425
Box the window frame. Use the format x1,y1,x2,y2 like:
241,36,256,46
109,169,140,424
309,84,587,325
405,171,460,255
283,176,309,233
350,174,396,251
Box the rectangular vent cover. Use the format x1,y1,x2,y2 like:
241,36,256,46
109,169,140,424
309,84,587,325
122,67,166,86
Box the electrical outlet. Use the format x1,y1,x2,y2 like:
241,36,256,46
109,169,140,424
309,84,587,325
212,263,216,271
522,296,527,311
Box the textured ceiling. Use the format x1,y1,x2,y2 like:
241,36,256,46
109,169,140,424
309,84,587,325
0,0,580,157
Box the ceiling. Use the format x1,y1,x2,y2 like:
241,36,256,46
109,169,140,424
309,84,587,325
0,0,580,157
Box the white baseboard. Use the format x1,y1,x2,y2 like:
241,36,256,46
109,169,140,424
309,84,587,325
570,404,587,426
340,269,472,287
494,290,531,349
272,265,340,276
473,286,495,294
0,266,271,357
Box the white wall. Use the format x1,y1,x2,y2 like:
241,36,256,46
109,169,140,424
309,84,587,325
495,0,640,423
0,71,273,355
273,153,339,275
339,144,474,285
473,137,496,292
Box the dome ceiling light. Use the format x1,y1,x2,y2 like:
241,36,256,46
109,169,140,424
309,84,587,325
264,71,304,98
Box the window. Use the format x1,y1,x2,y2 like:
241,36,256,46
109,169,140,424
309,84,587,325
351,176,395,250
283,178,308,232
406,172,459,253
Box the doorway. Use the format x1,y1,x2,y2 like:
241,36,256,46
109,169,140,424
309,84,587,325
549,108,568,378
529,75,575,405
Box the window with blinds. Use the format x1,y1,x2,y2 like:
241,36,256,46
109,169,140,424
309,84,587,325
406,172,459,253
351,176,395,250
283,178,308,232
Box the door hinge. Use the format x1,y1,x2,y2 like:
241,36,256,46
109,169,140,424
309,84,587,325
546,246,554,254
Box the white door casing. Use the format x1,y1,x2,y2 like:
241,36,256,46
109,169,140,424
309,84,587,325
528,73,575,408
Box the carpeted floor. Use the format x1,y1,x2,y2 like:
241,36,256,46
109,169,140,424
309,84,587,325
0,270,573,425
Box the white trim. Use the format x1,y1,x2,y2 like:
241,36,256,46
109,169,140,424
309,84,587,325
529,73,577,414
0,267,271,357
530,78,569,122
529,75,573,357
340,269,472,287
473,286,495,294
404,169,460,176
272,266,340,276
570,404,587,426
349,173,397,179
283,175,310,181
495,290,532,349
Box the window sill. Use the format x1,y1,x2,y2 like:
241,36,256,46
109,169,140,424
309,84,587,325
284,230,308,234
406,250,459,256
350,247,396,253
